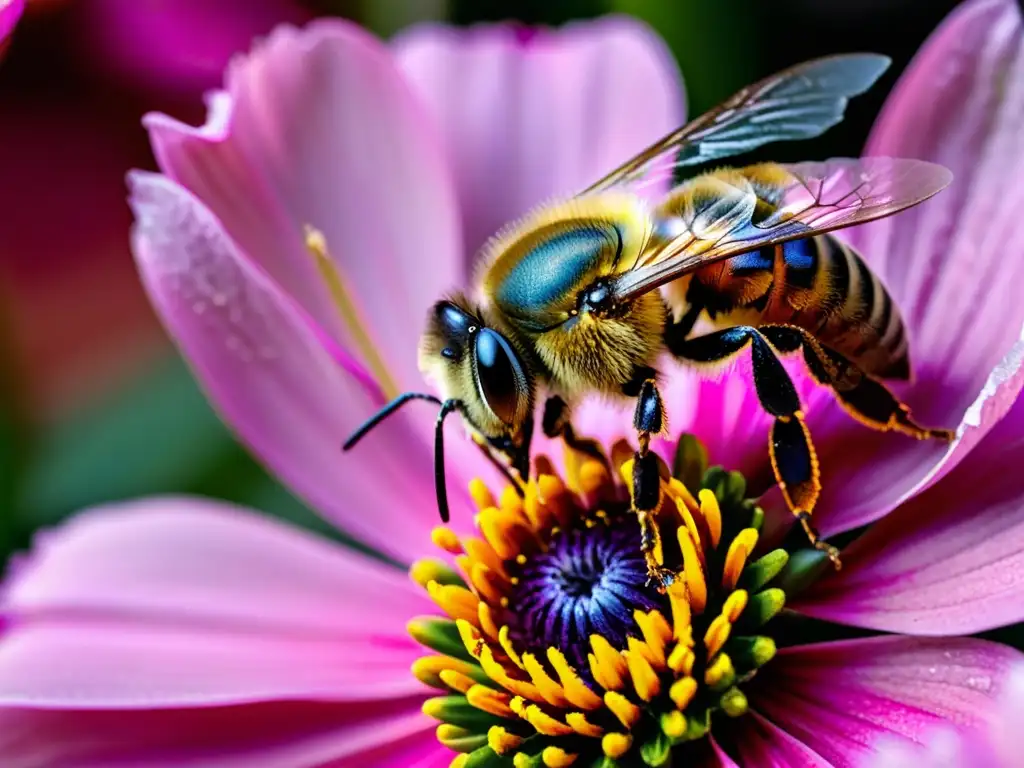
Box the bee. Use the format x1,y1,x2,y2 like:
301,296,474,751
343,53,953,584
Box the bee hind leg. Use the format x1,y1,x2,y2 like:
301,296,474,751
667,325,841,568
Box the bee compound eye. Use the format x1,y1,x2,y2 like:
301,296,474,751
473,329,524,426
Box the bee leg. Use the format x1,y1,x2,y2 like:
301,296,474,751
542,396,607,465
758,325,954,442
629,378,675,590
668,326,841,568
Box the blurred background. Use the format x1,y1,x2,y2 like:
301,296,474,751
0,0,963,566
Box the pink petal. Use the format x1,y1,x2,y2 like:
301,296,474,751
1,498,432,706
128,173,471,563
716,713,831,767
793,385,1024,634
79,0,311,95
0,702,441,768
751,636,1024,767
0,0,24,45
393,16,684,267
145,20,464,394
802,0,1024,534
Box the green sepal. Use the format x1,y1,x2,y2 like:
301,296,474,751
673,434,708,494
407,617,478,663
736,588,786,630
464,745,514,767
441,730,490,753
701,466,746,507
719,687,749,717
727,635,777,672
739,549,789,592
414,558,468,587
423,695,507,731
640,731,673,766
775,548,832,597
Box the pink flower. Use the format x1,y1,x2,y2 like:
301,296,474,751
0,0,24,48
2,1,1024,766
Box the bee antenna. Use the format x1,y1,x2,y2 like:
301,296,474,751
434,399,464,524
342,392,443,451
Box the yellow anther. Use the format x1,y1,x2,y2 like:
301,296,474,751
669,676,698,710
469,563,507,606
589,635,627,691
703,614,732,660
723,528,759,591
674,497,706,568
523,482,553,531
625,649,661,702
661,709,687,739
537,474,571,527
438,668,476,694
521,653,570,708
723,589,749,623
513,755,532,768
626,635,662,670
431,526,463,555
667,477,699,511
479,507,531,561
566,711,604,737
487,726,523,755
427,581,479,624
698,489,723,548
411,655,478,689
523,704,574,737
466,684,514,718
542,746,578,767
666,581,693,643
469,478,495,512
602,733,633,758
604,691,642,729
463,536,506,579
477,603,500,641
305,226,400,400
498,625,524,669
579,459,611,495
667,644,695,676
704,652,735,689
477,644,543,701
410,559,458,590
677,527,708,613
633,610,671,665
450,754,469,768
500,484,524,517
547,647,603,710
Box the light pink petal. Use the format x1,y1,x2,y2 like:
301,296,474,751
145,20,464,393
1,498,432,706
795,0,1024,534
0,0,24,45
129,173,479,563
751,636,1023,767
0,702,441,768
394,16,684,267
79,0,311,95
793,382,1024,634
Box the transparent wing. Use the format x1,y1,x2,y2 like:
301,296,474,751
582,54,891,195
611,157,952,302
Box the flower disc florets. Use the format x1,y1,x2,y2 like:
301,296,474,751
410,436,791,767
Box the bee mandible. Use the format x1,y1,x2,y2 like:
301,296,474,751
341,53,954,585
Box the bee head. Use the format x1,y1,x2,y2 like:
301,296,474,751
419,296,534,443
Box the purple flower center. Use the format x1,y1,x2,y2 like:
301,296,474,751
508,517,665,673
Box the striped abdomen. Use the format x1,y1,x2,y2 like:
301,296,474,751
676,235,910,380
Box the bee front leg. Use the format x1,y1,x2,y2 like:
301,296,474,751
541,395,606,464
630,377,675,590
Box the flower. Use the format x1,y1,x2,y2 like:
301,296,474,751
0,0,24,49
3,1,1024,766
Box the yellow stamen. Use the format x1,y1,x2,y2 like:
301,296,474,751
602,733,633,759
667,644,695,676
699,489,723,548
477,603,500,641
464,537,506,579
566,711,604,737
497,626,524,670
430,527,463,555
723,589,749,622
542,746,578,767
477,644,543,702
625,649,661,701
522,704,574,737
469,563,507,606
723,528,759,591
500,485,524,517
466,684,514,718
521,653,570,708
469,478,495,512
450,754,469,768
666,580,693,643
589,635,627,691
703,614,732,660
410,559,460,590
633,609,671,665
305,226,400,400
674,497,706,568
411,655,479,689
438,669,477,694
661,710,687,738
479,507,534,561
669,676,698,710
546,648,603,710
455,619,484,658
604,691,641,729
487,726,523,754
667,477,699,511
427,581,479,624
704,652,735,689
677,527,708,613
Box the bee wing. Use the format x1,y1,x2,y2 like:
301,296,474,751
582,54,891,195
610,157,952,302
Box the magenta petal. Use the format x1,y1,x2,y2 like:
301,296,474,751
0,498,432,706
0,0,24,44
751,636,1023,766
717,713,831,767
394,16,684,266
146,20,464,393
128,172,469,562
799,0,1024,534
794,386,1024,634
